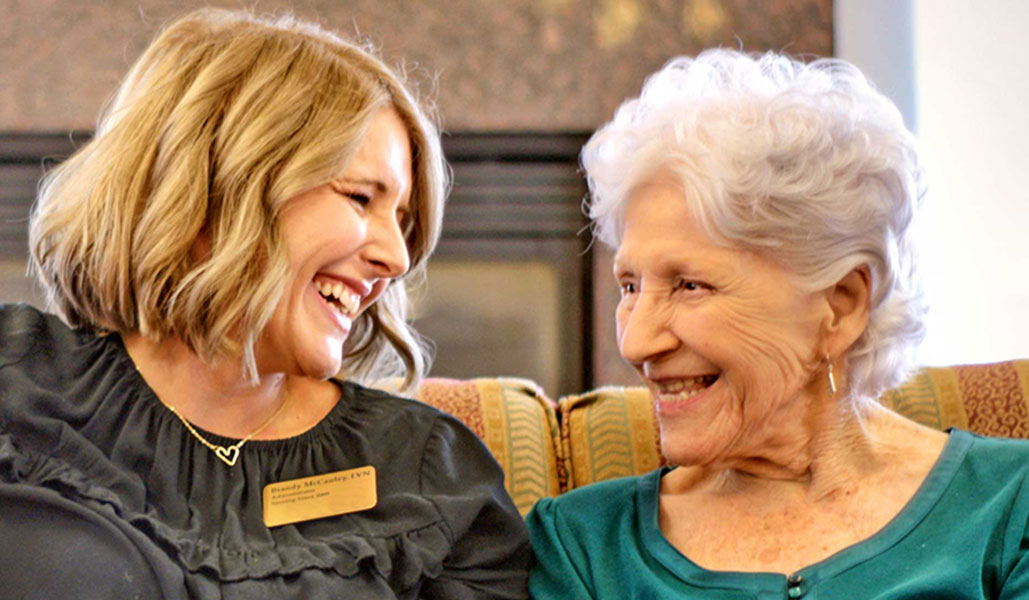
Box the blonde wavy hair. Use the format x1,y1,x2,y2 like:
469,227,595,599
29,9,447,389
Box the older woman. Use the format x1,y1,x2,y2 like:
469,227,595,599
527,50,1029,598
0,9,528,599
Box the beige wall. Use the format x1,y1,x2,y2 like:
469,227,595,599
1,0,831,133
912,0,1029,365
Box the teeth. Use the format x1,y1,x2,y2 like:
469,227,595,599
662,387,705,400
656,376,715,398
338,289,359,314
315,279,361,317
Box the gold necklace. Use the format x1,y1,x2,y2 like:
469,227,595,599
167,397,289,467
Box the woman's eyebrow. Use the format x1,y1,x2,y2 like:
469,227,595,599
339,176,391,192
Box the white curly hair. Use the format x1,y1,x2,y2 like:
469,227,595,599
583,49,926,400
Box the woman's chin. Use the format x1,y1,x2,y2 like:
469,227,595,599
291,345,345,381
302,364,341,381
661,445,704,468
306,357,344,381
659,428,730,468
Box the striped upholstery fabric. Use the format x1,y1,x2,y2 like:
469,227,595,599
412,377,561,516
557,386,663,490
559,360,1029,490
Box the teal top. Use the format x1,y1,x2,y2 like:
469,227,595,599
527,429,1029,599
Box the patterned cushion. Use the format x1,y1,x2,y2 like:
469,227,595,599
557,386,663,490
880,360,1029,436
412,377,561,516
559,360,1029,490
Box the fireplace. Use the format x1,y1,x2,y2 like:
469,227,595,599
0,132,619,396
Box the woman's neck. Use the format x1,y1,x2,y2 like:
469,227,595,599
679,393,931,502
658,402,949,575
122,332,336,439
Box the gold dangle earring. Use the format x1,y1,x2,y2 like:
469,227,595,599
826,354,837,396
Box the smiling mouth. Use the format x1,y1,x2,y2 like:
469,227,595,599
654,375,719,400
315,279,361,318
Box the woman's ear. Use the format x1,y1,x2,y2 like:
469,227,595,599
823,265,871,356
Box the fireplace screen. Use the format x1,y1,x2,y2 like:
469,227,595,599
0,133,597,396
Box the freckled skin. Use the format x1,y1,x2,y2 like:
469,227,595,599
614,180,830,471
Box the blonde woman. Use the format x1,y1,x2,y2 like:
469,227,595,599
0,10,528,599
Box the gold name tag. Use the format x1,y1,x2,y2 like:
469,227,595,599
263,465,377,528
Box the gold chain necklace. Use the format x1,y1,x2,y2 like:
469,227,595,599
167,398,289,467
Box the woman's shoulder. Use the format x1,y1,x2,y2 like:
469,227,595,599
332,381,530,592
336,379,466,436
959,428,1029,454
559,472,648,502
0,303,121,398
958,428,1029,469
333,380,502,475
936,430,1029,519
1,303,73,347
0,303,105,365
531,470,655,526
0,302,48,324
527,472,654,574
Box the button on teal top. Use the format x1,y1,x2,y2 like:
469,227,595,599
527,430,1029,599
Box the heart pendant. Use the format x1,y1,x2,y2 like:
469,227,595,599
215,446,240,466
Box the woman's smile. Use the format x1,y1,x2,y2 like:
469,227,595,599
650,374,720,413
311,279,357,335
314,276,363,317
614,179,827,466
257,107,413,380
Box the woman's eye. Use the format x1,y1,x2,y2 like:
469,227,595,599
329,182,371,206
346,192,371,205
619,281,637,296
675,278,707,292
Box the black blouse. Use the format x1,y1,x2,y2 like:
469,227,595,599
0,304,530,599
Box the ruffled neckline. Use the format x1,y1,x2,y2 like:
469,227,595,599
104,331,353,452
0,305,454,587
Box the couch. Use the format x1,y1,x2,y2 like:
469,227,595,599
393,360,1029,516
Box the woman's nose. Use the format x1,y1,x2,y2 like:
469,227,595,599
617,291,679,366
365,215,410,279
